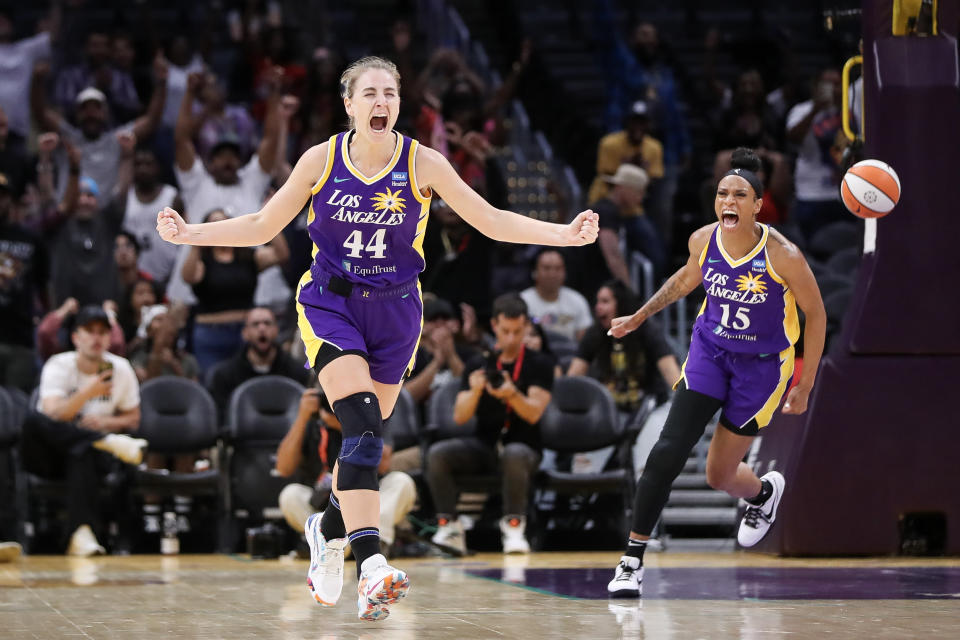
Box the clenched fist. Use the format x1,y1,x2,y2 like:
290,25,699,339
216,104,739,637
564,210,599,246
156,207,188,244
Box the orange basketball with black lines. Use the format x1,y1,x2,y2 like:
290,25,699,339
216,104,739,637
841,159,901,219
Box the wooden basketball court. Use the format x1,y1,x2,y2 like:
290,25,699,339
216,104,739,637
3,551,958,638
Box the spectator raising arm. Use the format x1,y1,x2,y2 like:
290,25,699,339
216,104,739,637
174,72,203,172
256,66,285,175
30,61,61,133
130,53,169,142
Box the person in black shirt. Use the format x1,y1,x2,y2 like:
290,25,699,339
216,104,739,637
182,208,289,374
568,280,680,414
207,307,312,418
427,294,554,554
0,171,49,390
421,198,494,317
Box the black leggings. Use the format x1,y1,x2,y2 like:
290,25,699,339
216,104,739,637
631,382,724,536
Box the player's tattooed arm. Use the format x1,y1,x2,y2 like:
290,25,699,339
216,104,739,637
609,225,711,337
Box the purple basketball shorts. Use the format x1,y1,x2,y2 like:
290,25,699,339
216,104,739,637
680,325,795,430
295,269,423,384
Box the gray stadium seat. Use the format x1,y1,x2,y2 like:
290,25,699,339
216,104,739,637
826,247,861,274
815,273,855,299
810,222,860,260
135,377,221,494
530,377,634,548
224,376,305,549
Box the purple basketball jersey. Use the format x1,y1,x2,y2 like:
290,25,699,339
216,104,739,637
304,131,431,289
693,224,800,354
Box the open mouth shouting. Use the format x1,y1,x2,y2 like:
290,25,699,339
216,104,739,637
370,114,389,133
721,209,740,229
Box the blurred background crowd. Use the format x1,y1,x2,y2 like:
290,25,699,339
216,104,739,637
0,0,866,558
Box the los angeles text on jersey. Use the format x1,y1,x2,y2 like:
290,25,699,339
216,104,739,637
326,189,407,226
703,267,768,304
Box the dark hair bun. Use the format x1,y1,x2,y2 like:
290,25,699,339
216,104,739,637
730,147,762,173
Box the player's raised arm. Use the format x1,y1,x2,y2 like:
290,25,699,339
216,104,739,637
609,225,713,338
417,145,598,247
156,142,329,247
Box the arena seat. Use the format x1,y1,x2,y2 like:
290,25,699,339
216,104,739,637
223,376,305,550
529,376,632,549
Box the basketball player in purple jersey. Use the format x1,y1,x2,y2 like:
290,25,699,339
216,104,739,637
604,148,825,598
157,57,599,620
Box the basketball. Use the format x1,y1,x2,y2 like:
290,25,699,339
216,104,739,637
841,159,901,218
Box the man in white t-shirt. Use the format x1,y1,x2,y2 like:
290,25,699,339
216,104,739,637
123,145,183,283
166,71,284,306
520,249,593,342
785,69,846,240
21,306,146,556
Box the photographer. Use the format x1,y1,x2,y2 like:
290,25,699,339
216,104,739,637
427,294,554,554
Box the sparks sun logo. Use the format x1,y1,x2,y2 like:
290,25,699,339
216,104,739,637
371,187,407,214
735,272,767,294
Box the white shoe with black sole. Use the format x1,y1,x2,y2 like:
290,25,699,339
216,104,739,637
607,556,643,598
738,471,785,547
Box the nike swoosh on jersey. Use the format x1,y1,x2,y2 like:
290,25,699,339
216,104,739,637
707,258,722,263
333,176,350,183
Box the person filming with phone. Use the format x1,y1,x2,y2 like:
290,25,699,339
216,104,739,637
426,294,555,555
21,305,145,556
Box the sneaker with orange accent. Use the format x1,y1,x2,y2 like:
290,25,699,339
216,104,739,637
305,512,346,606
356,553,410,622
499,515,530,554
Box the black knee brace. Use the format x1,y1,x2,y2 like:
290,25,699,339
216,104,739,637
333,392,382,491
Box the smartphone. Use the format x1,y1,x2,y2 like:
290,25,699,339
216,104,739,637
98,360,114,380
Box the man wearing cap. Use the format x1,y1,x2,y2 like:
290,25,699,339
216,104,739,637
164,70,285,308
128,304,198,382
31,52,166,201
47,155,131,306
587,100,664,206
0,171,50,390
22,304,145,556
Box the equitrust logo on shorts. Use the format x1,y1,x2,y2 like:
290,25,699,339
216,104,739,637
391,171,408,187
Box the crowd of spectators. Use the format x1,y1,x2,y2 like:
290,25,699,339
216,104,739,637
0,1,855,559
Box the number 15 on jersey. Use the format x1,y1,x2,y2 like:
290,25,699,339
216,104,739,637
719,303,751,330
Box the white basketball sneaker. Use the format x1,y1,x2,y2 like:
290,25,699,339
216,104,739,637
305,512,346,606
431,518,467,555
607,556,643,598
738,471,786,548
356,553,410,622
499,516,531,554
